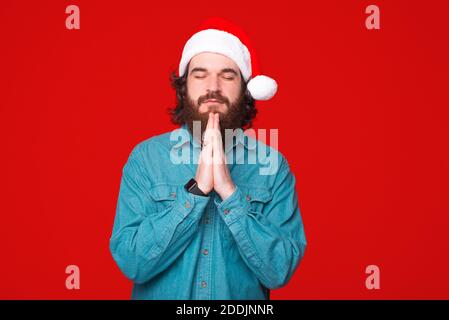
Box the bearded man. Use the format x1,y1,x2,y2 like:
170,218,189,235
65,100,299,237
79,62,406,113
110,27,307,300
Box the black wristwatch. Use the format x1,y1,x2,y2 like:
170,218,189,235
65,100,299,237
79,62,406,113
184,178,208,197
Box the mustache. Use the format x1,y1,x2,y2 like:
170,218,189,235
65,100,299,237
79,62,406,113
197,91,230,107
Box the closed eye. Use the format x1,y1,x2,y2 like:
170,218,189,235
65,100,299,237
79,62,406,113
220,69,238,80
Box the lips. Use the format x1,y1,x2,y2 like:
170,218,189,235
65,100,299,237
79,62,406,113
204,99,220,103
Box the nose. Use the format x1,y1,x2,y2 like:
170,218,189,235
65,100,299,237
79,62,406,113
205,73,221,92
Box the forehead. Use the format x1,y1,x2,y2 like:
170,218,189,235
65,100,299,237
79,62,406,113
188,52,240,73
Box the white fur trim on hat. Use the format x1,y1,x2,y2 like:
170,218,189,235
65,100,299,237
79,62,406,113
179,29,251,81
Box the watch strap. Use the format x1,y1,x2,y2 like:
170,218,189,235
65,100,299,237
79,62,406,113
184,178,208,197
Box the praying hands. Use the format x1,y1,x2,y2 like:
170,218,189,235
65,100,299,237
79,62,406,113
195,113,236,200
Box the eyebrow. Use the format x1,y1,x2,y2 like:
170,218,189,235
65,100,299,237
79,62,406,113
190,67,208,74
220,68,239,76
190,67,239,76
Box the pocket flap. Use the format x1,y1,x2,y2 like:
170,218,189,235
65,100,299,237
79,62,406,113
240,186,272,203
149,184,177,201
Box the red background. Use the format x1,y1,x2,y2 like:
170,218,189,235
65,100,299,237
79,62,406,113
1,0,448,299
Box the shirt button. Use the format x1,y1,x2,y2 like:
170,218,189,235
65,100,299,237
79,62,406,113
246,195,251,201
201,281,207,288
170,192,177,198
223,209,230,215
203,249,208,255
204,218,209,224
185,201,190,209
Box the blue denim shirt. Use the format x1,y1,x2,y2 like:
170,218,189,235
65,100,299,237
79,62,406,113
110,125,307,299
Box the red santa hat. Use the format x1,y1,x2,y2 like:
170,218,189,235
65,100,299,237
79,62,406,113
178,18,278,101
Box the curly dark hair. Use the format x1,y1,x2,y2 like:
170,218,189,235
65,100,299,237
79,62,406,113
168,66,257,129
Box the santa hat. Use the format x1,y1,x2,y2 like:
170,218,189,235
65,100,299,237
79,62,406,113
178,19,278,101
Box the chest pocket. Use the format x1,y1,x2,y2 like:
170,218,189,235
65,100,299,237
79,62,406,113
219,186,272,243
240,186,272,214
148,184,178,213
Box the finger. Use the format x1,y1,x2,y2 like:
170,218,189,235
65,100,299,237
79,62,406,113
213,128,226,164
200,135,213,163
214,114,224,150
203,113,214,146
214,114,225,155
205,113,213,137
213,112,217,130
214,113,220,131
208,113,217,148
206,112,213,130
212,132,221,164
203,143,213,165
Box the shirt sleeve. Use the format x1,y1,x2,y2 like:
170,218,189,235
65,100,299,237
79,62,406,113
109,148,210,284
214,160,307,289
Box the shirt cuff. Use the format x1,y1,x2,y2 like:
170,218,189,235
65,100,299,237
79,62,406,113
175,187,211,221
214,186,250,225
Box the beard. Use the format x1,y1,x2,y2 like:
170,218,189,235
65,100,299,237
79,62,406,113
182,90,246,140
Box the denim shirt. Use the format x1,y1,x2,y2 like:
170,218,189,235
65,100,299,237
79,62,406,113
109,125,307,300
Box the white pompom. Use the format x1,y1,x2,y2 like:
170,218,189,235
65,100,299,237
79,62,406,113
247,75,278,101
